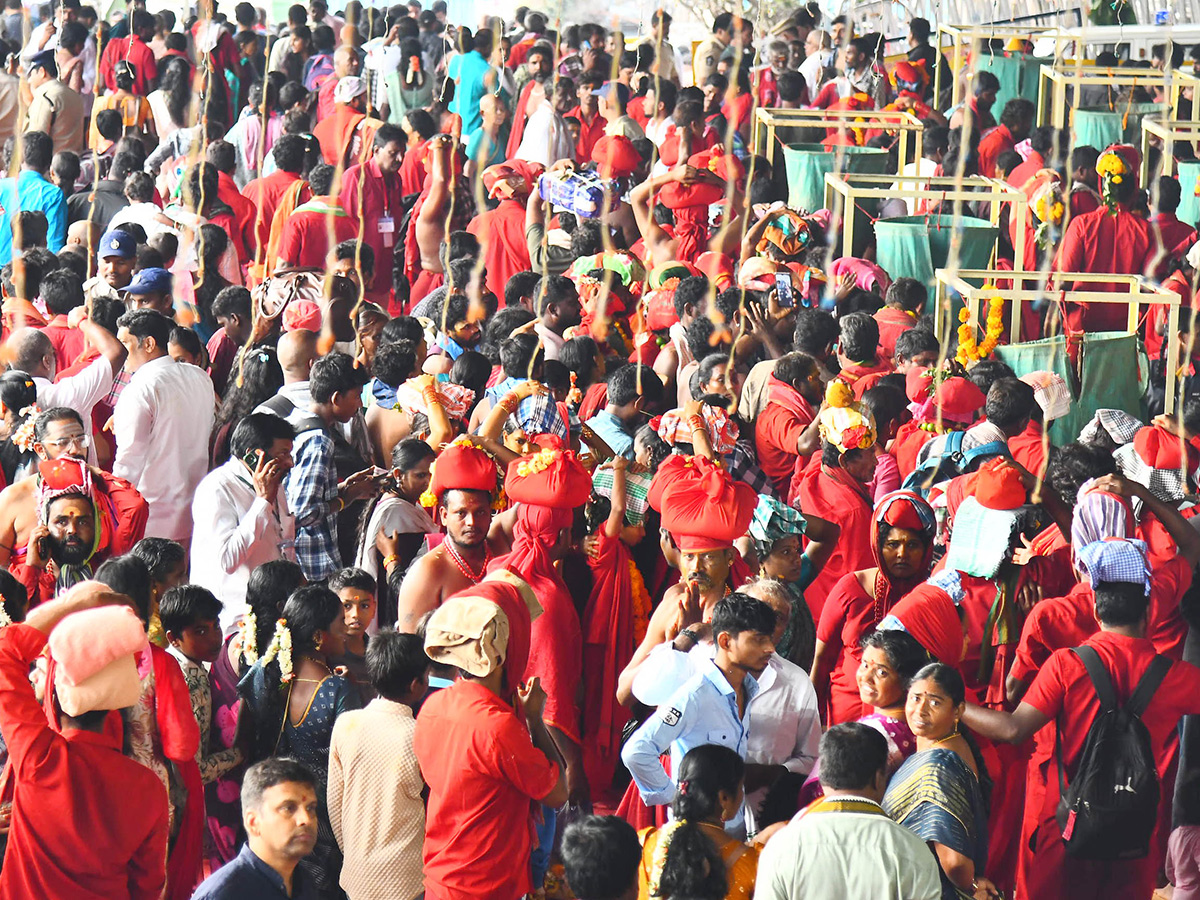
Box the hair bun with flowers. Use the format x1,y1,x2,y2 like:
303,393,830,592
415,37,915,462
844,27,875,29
1096,149,1130,212
819,381,877,453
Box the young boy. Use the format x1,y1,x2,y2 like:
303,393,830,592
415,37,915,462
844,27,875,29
161,585,243,785
130,537,188,648
328,567,377,699
327,630,428,900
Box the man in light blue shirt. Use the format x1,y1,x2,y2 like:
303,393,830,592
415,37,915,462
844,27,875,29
622,594,776,809
0,130,66,265
447,28,495,143
585,363,661,461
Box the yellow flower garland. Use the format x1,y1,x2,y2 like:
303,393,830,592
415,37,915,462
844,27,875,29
955,294,1005,367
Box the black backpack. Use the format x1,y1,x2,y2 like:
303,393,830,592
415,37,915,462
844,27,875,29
1055,645,1171,860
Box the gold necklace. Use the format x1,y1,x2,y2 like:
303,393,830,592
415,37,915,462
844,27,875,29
930,729,960,746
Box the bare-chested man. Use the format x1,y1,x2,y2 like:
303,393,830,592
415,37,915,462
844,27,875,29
394,440,508,631
0,407,148,574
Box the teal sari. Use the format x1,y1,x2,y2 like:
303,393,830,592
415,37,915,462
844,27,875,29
882,747,988,900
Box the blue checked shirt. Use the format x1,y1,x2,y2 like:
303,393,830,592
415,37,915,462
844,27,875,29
622,660,759,807
482,377,569,440
285,428,341,581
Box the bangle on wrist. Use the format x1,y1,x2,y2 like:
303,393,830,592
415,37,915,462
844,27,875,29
382,553,400,569
333,497,345,513
677,627,699,647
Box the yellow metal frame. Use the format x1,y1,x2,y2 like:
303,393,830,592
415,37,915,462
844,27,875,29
822,173,1028,279
934,268,1182,413
751,106,924,169
1037,63,1200,130
1141,117,1200,180
934,24,1070,110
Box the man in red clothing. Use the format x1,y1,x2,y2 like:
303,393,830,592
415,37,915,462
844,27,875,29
243,134,312,274
415,575,568,900
339,124,405,309
276,162,358,270
567,71,606,164
311,75,383,169
1009,371,1070,480
316,45,360,121
0,585,168,900
977,98,1034,178
466,160,539,302
97,9,157,94
964,541,1200,900
506,10,548,70
40,269,86,373
1007,125,1057,189
206,140,256,268
873,277,925,359
1151,175,1196,263
1069,146,1102,216
505,42,555,158
755,351,824,497
1054,147,1155,334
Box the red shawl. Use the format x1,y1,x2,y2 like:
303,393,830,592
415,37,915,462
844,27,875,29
489,504,582,742
467,198,532,301
795,461,874,619
398,139,429,197
505,81,537,159
672,205,710,264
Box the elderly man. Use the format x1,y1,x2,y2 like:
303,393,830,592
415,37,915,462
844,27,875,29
0,586,169,899
317,44,361,119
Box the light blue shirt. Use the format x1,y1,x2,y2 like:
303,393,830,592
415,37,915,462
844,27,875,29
447,50,491,141
0,170,66,265
622,659,759,808
585,409,635,460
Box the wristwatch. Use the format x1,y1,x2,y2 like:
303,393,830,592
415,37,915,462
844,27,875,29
676,628,700,648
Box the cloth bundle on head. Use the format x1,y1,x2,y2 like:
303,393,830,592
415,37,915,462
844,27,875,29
1075,538,1152,595
421,438,499,507
891,59,929,94
658,145,745,210
748,494,808,560
48,595,147,717
648,261,700,289
482,159,543,200
505,439,593,510
830,257,890,297
1077,408,1141,447
1071,478,1136,551
819,381,876,454
36,458,101,592
424,570,542,690
945,459,1028,578
394,378,476,420
648,454,757,551
1096,145,1138,210
908,369,985,428
879,571,964,664
652,404,739,454
695,252,735,290
755,209,812,258
645,287,680,331
1020,371,1070,422
591,134,642,179
283,298,323,333
334,75,367,104
1114,425,1200,502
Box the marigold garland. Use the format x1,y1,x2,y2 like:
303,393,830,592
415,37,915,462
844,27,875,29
955,294,1005,367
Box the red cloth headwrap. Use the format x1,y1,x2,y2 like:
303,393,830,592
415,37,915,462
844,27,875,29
887,583,964,665
649,454,757,551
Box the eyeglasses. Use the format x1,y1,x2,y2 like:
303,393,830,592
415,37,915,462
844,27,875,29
42,434,89,450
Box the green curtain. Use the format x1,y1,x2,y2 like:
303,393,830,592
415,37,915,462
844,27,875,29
873,214,999,314
995,331,1146,447
1072,104,1161,152
781,143,889,214
1178,161,1200,230
974,52,1055,115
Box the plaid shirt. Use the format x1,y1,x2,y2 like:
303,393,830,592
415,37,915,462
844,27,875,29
726,441,777,498
285,428,341,581
482,377,570,440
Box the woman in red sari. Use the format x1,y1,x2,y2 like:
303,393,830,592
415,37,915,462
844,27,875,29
812,490,937,724
795,382,878,620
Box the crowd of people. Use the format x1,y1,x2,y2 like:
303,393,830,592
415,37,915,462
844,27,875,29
3,0,1200,899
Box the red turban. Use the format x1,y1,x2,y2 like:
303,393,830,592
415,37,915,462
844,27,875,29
974,458,1027,511
649,454,757,551
428,441,499,499
645,288,679,331
592,135,642,179
887,582,964,665
505,445,593,510
659,145,745,209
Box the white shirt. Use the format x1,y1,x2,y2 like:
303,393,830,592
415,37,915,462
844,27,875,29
891,157,940,214
755,795,942,900
113,355,215,541
35,354,115,466
191,457,297,635
799,52,826,99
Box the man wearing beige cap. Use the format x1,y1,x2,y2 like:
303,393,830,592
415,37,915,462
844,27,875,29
0,581,168,898
312,74,383,170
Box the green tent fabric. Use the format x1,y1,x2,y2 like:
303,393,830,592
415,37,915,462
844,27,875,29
1072,104,1160,153
973,52,1054,114
1178,161,1200,230
781,143,889,214
873,214,999,314
994,331,1147,447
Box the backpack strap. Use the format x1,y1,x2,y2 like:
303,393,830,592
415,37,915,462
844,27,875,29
1126,654,1172,719
960,439,1009,470
1071,645,1118,713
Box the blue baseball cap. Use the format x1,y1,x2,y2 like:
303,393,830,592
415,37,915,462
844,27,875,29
591,81,631,105
98,229,136,259
124,267,173,295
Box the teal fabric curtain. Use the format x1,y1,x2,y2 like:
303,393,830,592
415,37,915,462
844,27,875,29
1072,104,1160,152
1178,161,1200,230
974,52,1054,114
781,143,889,213
995,331,1146,447
874,215,999,314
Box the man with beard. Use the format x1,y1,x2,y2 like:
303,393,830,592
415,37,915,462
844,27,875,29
339,124,405,310
532,275,582,362
12,458,100,606
0,408,147,574
191,758,319,898
505,42,554,159
755,352,825,498
82,228,135,304
395,440,505,632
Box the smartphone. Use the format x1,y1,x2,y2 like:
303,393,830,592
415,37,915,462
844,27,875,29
242,449,262,469
775,270,795,309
